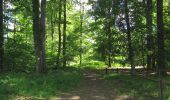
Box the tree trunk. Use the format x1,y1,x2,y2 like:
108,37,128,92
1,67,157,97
108,6,112,68
146,0,153,70
124,0,135,75
33,0,40,73
63,0,67,68
38,0,46,73
50,11,54,50
13,18,16,47
141,34,145,68
0,0,4,71
57,0,62,67
33,0,46,73
157,0,166,76
79,1,83,67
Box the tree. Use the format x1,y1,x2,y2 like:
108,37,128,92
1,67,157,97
32,0,46,73
57,0,62,67
157,0,166,76
79,0,84,66
124,0,135,75
39,0,46,72
33,0,40,73
63,0,67,68
106,1,112,68
146,0,153,70
0,0,4,71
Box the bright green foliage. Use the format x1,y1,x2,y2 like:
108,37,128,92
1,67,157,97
0,71,82,99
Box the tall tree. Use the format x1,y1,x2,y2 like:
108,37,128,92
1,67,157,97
0,0,3,71
157,0,166,76
39,0,46,72
33,0,40,72
63,0,67,67
50,11,54,50
57,0,62,67
13,18,16,47
107,1,112,68
146,0,153,70
124,0,135,75
79,0,83,66
33,0,46,73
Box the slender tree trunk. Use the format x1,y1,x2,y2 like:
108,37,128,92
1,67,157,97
124,0,135,75
108,7,112,68
38,0,46,73
63,0,67,68
157,0,166,76
0,0,4,71
6,24,8,42
108,29,112,68
57,0,62,67
141,34,145,68
146,0,153,70
79,1,83,66
50,11,54,50
33,0,40,72
13,18,16,47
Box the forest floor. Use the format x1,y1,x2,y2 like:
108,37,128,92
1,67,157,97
54,70,134,100
1,67,170,100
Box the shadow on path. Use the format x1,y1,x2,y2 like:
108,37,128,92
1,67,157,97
52,70,133,100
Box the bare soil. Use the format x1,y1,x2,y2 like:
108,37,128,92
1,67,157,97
53,70,133,100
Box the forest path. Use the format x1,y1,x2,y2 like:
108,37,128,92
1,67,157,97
53,70,132,100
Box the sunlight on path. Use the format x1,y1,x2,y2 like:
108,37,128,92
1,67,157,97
52,71,133,100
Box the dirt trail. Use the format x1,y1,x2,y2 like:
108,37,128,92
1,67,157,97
53,70,132,100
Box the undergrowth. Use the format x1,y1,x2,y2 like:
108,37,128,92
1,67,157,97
104,73,170,100
0,70,82,100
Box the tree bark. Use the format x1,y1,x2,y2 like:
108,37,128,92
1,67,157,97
32,0,46,73
157,0,166,76
13,18,16,47
146,0,153,70
124,0,135,75
108,6,112,68
79,0,83,67
0,0,4,71
63,0,67,68
33,0,40,73
57,0,62,67
38,0,46,73
50,11,54,50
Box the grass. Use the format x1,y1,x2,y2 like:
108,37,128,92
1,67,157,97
103,73,170,100
0,70,83,100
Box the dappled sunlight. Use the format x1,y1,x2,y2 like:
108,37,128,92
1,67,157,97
14,96,46,100
0,71,82,99
0,0,170,99
51,96,80,100
50,71,117,100
104,73,161,99
115,95,132,100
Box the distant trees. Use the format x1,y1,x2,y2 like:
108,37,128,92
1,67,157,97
89,0,169,76
0,0,169,76
0,0,3,71
90,0,116,68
